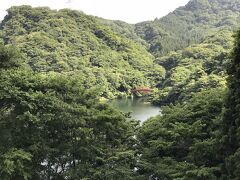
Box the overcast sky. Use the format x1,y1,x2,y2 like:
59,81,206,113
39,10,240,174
0,0,189,23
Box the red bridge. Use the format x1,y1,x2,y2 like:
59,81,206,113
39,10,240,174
131,87,152,94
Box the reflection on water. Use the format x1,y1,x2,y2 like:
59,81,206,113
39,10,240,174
110,98,160,122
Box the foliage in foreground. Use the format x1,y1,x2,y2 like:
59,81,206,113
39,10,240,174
0,45,138,179
1,1,240,179
138,88,225,179
220,29,240,179
137,29,240,180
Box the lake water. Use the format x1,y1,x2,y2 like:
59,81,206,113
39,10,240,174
110,98,160,122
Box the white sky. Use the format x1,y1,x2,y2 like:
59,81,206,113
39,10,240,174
0,0,189,23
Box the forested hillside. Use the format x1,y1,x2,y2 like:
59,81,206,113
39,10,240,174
136,28,240,180
0,6,165,98
0,44,139,179
151,29,233,105
135,0,240,56
1,0,240,179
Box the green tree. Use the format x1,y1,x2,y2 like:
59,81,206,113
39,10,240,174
221,29,240,178
137,88,225,179
0,44,138,179
0,43,21,69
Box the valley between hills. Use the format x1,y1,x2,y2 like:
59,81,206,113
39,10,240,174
1,0,240,179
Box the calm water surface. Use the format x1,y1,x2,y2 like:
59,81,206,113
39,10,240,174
110,98,160,122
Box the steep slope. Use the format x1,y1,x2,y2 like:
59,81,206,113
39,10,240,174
97,18,148,47
151,29,234,105
0,6,165,98
1,1,239,101
137,29,240,180
135,0,240,56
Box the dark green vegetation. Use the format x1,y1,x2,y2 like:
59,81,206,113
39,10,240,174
0,45,138,179
136,29,240,179
0,6,165,99
138,88,225,179
135,0,240,56
1,0,240,179
221,29,240,179
151,30,233,105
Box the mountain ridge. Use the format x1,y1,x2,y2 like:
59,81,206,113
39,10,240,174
135,0,240,56
0,5,165,98
0,0,239,99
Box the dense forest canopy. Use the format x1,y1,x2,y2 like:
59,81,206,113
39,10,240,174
135,0,240,56
0,5,165,99
0,44,139,179
151,29,233,105
1,0,240,179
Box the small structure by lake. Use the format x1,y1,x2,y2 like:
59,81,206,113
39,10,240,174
131,87,153,96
